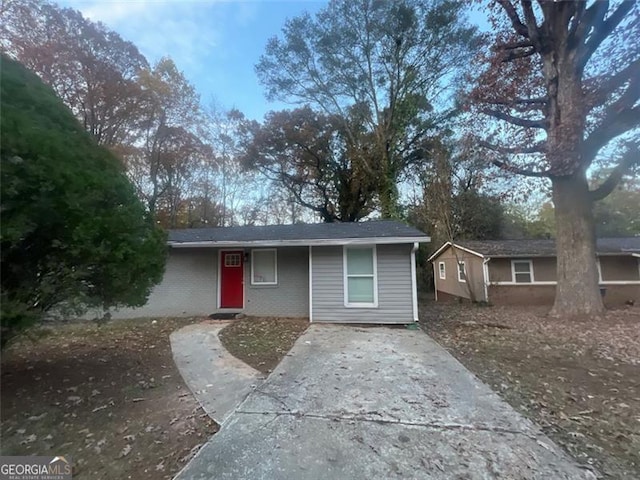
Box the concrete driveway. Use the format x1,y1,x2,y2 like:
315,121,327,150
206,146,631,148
176,325,594,479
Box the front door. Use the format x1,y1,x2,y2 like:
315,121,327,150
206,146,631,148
220,250,244,308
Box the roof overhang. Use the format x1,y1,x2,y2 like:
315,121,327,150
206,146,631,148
427,241,484,262
428,249,640,260
169,235,431,248
481,252,640,258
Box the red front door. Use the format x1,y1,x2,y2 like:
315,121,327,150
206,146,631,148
220,251,244,308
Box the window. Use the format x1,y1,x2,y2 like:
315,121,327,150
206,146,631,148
251,249,277,285
344,246,378,307
224,253,241,267
512,260,533,283
439,262,446,279
457,261,466,282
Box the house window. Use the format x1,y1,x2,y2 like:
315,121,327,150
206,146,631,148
224,253,242,267
439,262,446,279
251,249,277,285
344,246,378,307
512,260,533,283
457,261,466,283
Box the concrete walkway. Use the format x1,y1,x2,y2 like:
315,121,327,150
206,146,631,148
170,322,264,424
176,324,595,479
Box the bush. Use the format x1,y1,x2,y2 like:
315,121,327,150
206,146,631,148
1,56,166,346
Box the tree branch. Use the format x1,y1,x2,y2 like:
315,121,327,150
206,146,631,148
582,106,640,164
479,139,546,154
481,108,548,128
484,97,547,110
578,1,634,71
491,158,552,177
487,97,547,105
588,59,640,101
503,40,534,50
520,0,542,50
496,0,529,37
502,46,536,62
589,146,639,201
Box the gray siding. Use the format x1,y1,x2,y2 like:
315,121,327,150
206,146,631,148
311,244,414,323
244,247,309,317
111,248,217,318
110,246,308,319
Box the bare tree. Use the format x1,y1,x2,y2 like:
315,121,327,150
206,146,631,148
470,0,639,316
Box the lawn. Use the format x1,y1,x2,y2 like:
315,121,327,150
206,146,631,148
0,318,218,479
420,302,640,479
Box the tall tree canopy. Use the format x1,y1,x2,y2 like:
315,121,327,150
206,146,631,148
1,0,148,147
256,0,478,218
0,56,166,345
127,57,209,226
2,1,225,229
239,106,378,222
470,0,639,316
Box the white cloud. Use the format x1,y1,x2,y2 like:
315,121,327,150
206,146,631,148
63,1,222,68
77,0,154,25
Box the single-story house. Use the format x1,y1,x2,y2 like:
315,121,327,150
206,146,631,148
113,221,429,323
428,238,640,306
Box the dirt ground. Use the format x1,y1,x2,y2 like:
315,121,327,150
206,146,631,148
219,316,309,374
420,302,640,479
1,318,218,479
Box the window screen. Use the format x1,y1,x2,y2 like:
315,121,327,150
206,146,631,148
512,260,532,283
457,262,466,282
345,247,376,305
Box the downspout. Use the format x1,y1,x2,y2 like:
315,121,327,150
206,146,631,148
309,245,313,322
411,242,419,322
482,257,490,303
432,261,438,302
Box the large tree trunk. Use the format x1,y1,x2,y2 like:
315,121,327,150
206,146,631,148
550,173,604,317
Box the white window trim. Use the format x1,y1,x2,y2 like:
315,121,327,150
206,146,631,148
511,259,534,284
457,261,466,283
250,248,278,286
439,261,446,279
343,245,378,308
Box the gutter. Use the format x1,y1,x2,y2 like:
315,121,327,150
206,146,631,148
482,257,491,303
410,242,419,322
169,236,431,248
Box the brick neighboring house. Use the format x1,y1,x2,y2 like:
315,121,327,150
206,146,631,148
428,238,640,306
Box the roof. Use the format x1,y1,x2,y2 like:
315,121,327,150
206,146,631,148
168,220,430,247
430,237,640,260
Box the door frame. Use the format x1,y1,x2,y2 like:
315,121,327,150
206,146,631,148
217,249,245,310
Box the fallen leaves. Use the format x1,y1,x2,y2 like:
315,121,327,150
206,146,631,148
1,316,219,480
420,303,640,479
219,316,309,374
118,444,132,458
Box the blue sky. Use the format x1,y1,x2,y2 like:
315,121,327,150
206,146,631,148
60,1,489,121
60,0,326,120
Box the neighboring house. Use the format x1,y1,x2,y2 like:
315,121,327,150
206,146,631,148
112,221,429,323
428,238,640,306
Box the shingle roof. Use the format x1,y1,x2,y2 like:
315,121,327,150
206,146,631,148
456,237,640,257
168,220,429,245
